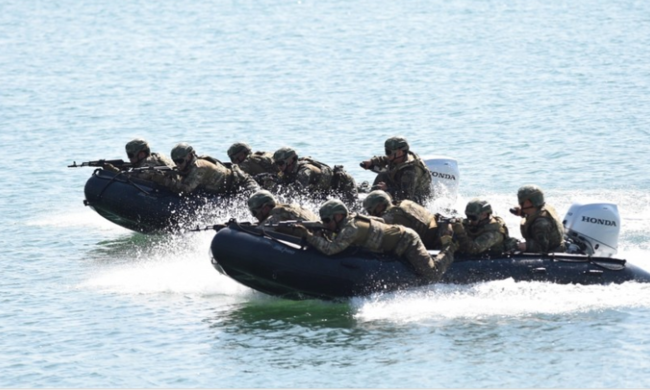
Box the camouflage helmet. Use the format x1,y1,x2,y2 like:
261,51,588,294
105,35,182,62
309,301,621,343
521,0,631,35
273,147,298,163
384,136,410,152
247,190,277,212
125,138,150,155
363,190,392,214
227,142,252,160
465,198,492,216
171,142,195,161
517,185,545,208
319,199,349,220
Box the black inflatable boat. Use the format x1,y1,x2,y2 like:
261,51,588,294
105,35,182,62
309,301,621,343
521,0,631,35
210,220,650,300
83,169,228,233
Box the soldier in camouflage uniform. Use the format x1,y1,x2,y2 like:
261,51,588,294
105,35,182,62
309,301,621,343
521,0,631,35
451,198,510,255
151,143,259,196
227,142,278,189
292,199,456,281
510,185,565,253
227,142,275,174
247,190,318,235
272,147,358,207
360,136,433,206
363,190,450,250
103,138,175,181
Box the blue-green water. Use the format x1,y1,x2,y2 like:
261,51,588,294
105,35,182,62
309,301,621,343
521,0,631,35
2,0,650,387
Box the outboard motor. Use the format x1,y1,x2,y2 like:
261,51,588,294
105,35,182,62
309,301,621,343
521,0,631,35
423,155,460,204
563,202,620,257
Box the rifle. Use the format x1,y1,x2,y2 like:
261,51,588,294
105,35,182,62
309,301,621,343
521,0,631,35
127,165,177,174
190,221,255,232
359,162,386,174
435,214,464,225
68,159,133,169
270,220,327,230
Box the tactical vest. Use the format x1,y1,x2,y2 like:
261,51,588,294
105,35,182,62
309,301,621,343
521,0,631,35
188,159,230,194
385,200,437,245
465,215,509,253
241,151,276,176
520,205,565,251
349,214,404,253
268,203,318,223
386,152,432,203
388,152,430,182
197,155,224,165
137,152,174,168
284,157,333,191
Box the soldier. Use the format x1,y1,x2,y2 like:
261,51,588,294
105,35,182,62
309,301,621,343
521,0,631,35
360,136,433,206
510,185,565,253
362,190,447,250
291,199,456,281
272,147,358,207
227,142,277,176
227,142,278,190
247,190,318,227
151,142,259,196
451,198,510,255
104,138,175,180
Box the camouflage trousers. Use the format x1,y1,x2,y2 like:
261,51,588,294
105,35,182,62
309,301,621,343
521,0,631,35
395,228,455,281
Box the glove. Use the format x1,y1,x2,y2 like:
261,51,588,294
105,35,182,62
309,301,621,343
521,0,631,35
148,172,170,187
440,235,453,247
291,224,311,239
503,237,521,252
451,222,465,235
102,163,120,173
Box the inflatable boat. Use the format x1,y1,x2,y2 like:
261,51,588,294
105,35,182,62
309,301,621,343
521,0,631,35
79,156,460,234
82,168,227,233
209,220,650,300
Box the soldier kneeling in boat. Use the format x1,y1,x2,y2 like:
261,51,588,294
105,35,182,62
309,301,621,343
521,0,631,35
248,190,319,230
363,190,452,251
509,185,566,253
291,199,456,281
150,143,259,197
451,198,511,256
359,136,433,206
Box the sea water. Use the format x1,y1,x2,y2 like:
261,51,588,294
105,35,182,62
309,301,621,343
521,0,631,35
2,0,650,387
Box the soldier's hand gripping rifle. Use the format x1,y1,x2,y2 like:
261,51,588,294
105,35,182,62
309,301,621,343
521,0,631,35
68,159,133,170
435,214,464,225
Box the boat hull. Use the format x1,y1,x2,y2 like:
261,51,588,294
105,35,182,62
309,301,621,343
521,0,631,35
83,169,219,233
210,222,650,300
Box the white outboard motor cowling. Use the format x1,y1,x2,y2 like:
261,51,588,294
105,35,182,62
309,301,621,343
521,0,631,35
562,202,620,257
423,155,460,204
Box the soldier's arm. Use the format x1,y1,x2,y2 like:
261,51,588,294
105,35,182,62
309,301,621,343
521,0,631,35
233,166,260,193
526,218,554,252
369,156,389,168
166,169,202,194
432,234,457,273
306,224,358,255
